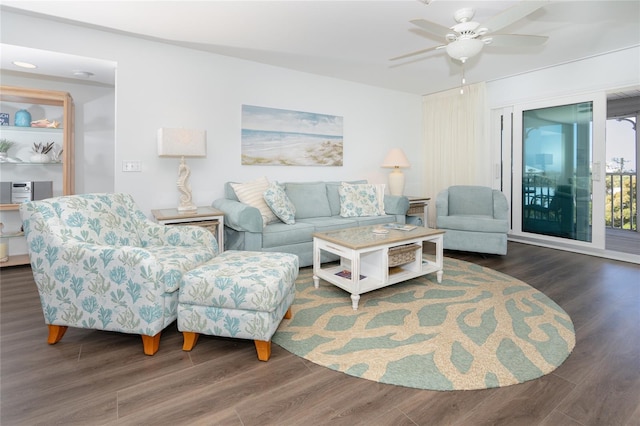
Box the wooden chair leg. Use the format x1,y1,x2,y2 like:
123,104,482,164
47,325,68,344
141,333,161,356
284,307,292,319
182,332,200,351
255,340,271,361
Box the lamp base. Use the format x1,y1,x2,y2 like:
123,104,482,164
176,156,197,212
177,203,198,213
388,169,405,196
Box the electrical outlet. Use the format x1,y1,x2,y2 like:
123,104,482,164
122,161,142,172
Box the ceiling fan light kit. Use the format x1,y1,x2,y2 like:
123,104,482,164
391,0,549,80
445,38,484,63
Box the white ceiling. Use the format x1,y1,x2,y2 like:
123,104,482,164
1,1,639,95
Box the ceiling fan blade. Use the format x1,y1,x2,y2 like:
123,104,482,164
480,0,548,34
484,34,548,47
410,19,451,38
389,45,444,61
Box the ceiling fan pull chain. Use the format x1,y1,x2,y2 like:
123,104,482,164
460,65,466,95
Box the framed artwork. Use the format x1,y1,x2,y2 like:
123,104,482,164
241,105,343,166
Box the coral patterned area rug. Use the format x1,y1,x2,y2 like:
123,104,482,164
272,258,575,391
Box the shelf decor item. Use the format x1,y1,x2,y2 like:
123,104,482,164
31,118,60,128
0,113,9,126
14,109,31,127
51,147,63,162
30,142,55,163
0,138,15,160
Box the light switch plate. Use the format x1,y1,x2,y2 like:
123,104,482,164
122,161,142,172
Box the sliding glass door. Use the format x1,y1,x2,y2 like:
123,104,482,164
505,93,607,250
521,102,593,241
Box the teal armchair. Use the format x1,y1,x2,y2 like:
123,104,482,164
436,185,509,255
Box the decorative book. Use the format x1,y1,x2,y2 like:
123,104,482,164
335,270,366,280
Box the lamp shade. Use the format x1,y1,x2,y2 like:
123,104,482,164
381,148,410,169
157,128,207,157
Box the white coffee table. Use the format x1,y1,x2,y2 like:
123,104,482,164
313,224,445,310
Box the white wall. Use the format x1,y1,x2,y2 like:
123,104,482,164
487,46,640,108
1,11,422,217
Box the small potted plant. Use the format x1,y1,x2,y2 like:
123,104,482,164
30,142,55,163
0,138,15,161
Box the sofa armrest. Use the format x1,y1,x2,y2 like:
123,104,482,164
435,189,449,218
383,195,410,215
492,190,509,220
212,198,264,233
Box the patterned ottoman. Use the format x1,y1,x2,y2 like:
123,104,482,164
177,250,298,361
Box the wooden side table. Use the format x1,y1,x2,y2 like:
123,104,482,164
151,206,224,252
406,196,431,227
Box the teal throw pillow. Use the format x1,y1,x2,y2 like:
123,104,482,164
264,182,296,224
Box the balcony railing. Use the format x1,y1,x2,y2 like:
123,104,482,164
605,172,637,231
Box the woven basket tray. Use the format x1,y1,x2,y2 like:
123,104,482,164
172,220,219,237
407,204,424,215
388,243,420,267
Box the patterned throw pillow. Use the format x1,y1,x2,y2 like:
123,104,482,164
263,182,296,224
230,176,279,226
338,182,385,217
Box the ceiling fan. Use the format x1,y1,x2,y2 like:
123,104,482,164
390,1,549,64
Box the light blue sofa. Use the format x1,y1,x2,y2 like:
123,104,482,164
436,185,509,255
212,180,410,267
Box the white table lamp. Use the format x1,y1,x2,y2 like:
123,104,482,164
157,128,207,212
381,148,410,196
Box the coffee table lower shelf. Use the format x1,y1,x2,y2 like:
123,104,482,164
312,226,444,310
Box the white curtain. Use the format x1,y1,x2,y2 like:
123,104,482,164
422,82,487,227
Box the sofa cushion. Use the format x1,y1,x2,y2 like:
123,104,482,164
326,180,367,215
179,250,298,312
231,176,279,226
298,216,358,233
285,182,332,219
262,222,316,248
448,186,494,216
338,183,383,217
438,215,509,233
263,182,296,225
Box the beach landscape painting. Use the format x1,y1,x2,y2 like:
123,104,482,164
241,105,343,166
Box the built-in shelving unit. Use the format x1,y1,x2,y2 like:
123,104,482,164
0,86,74,267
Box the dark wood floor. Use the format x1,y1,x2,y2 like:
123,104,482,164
1,242,639,426
606,227,640,255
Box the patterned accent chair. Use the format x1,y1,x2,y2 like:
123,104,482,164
20,193,218,355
